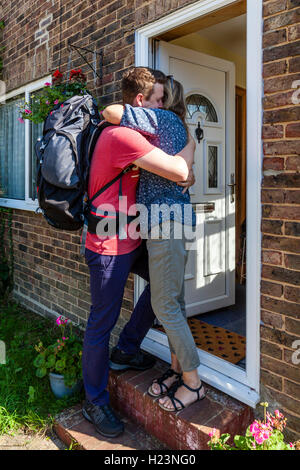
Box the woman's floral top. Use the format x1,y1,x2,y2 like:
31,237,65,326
120,104,196,237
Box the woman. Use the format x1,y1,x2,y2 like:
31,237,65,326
103,77,205,412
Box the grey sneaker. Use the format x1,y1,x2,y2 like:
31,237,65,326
82,400,124,438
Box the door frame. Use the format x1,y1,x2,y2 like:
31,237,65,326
134,0,262,408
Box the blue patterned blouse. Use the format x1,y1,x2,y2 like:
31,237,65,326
120,104,196,236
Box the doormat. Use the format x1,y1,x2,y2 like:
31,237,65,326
155,318,246,365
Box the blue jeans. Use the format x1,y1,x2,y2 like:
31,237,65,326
82,242,155,406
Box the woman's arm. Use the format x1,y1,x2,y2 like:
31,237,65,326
103,104,162,137
102,105,124,125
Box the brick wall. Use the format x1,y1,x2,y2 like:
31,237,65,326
0,0,196,344
261,0,300,441
1,0,300,439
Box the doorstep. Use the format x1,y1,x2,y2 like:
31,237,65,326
54,358,253,450
54,404,167,450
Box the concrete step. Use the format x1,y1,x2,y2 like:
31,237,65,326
54,404,167,450
54,358,253,450
109,358,253,450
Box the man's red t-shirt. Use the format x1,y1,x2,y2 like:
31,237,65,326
85,126,155,255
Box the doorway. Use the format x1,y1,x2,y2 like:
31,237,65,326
135,0,262,407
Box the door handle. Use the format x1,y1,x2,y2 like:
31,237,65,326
227,174,236,203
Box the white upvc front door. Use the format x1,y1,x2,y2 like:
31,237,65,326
157,41,236,317
134,0,262,408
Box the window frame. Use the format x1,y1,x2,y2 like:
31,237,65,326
0,75,51,211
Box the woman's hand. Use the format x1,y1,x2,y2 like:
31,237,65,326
177,168,195,194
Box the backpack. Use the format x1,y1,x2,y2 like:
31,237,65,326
35,94,132,235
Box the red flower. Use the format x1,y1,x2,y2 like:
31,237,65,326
69,68,86,82
52,69,63,82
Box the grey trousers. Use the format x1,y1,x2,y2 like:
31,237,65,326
146,221,200,372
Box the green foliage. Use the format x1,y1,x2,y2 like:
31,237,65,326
207,403,297,451
0,302,83,435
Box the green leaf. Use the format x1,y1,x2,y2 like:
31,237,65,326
234,435,250,450
55,359,66,373
36,367,47,378
45,354,56,368
33,354,45,368
27,386,35,403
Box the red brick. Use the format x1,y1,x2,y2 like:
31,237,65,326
262,235,300,254
285,317,300,336
263,140,300,155
286,155,300,170
262,250,283,265
264,9,300,33
263,0,288,17
261,355,300,382
284,285,300,302
261,280,284,296
288,23,300,40
261,293,300,316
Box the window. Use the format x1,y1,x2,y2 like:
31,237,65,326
186,94,218,122
0,95,25,199
0,76,50,210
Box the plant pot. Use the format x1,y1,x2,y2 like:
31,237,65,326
49,372,82,399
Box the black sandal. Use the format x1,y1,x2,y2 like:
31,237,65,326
148,368,182,398
158,381,206,412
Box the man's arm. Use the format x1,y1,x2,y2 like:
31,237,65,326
132,143,194,182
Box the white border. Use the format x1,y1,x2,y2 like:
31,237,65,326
0,75,51,211
135,0,262,407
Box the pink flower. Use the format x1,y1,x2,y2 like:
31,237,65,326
289,443,294,448
45,100,50,105
209,428,217,438
44,82,51,86
56,316,62,326
253,433,264,445
54,99,59,105
18,117,25,123
60,104,64,108
25,109,32,114
249,421,260,434
274,410,284,419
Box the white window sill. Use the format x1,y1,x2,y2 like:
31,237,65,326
0,199,39,212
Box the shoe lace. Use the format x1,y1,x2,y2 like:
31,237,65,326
101,404,119,423
134,350,145,365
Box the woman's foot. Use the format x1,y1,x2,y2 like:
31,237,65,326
158,380,205,411
148,368,182,397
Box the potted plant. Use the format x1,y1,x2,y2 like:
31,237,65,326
18,68,89,124
34,316,83,399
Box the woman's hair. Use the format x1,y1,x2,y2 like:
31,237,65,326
163,77,188,133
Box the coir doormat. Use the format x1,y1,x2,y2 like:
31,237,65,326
155,318,246,365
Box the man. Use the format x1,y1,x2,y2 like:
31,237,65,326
82,67,195,438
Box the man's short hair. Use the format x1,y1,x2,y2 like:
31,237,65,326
121,67,167,105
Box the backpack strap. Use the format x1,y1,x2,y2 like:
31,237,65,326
80,118,135,255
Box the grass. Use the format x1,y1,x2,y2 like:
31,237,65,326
0,300,84,436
